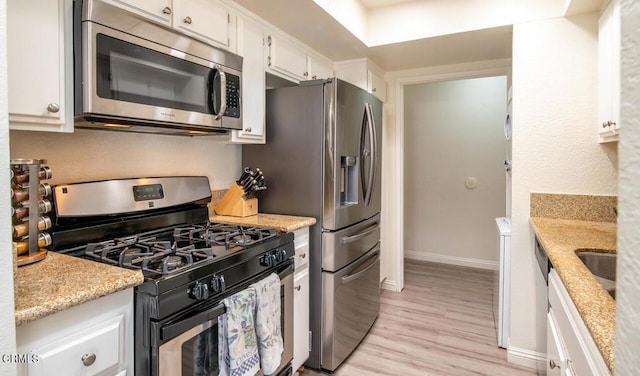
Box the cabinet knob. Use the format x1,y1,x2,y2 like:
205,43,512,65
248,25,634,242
81,353,96,367
300,253,306,259
549,359,559,369
245,128,252,133
162,6,172,15
303,72,309,77
184,16,192,24
372,88,377,92
295,285,301,291
47,103,60,113
312,75,317,79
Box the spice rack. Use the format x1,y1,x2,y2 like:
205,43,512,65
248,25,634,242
11,159,52,266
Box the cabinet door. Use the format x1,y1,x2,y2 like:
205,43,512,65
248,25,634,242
101,0,172,25
28,315,125,376
230,17,265,143
293,267,310,372
598,0,620,142
547,310,567,376
267,34,308,82
368,70,386,102
8,0,73,132
308,55,333,80
173,0,231,50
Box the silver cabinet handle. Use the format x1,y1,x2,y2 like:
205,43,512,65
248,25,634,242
162,7,172,15
602,120,617,128
245,128,252,133
295,285,301,291
184,16,192,24
549,359,559,369
47,103,60,113
82,353,96,367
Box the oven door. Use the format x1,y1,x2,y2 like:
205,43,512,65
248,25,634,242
81,21,241,131
155,264,293,376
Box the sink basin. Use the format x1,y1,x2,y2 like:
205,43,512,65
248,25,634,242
576,251,616,299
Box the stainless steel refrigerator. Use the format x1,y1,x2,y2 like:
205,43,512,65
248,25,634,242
243,78,382,372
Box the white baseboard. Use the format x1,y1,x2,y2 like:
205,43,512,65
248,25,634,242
381,279,399,292
507,345,545,371
404,250,499,271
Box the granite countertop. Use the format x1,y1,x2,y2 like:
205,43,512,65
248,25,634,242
530,217,616,372
209,213,316,232
14,252,144,326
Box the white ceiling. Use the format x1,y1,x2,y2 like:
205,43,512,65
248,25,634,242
358,0,417,9
232,0,512,72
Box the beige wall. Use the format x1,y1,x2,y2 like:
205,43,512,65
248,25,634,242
615,0,640,372
510,12,618,364
0,0,18,372
403,76,507,267
9,130,241,189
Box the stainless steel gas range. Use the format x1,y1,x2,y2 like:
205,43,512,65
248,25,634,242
49,176,293,376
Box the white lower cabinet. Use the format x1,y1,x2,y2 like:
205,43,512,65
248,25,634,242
16,288,134,376
292,227,310,373
293,267,310,373
547,270,610,376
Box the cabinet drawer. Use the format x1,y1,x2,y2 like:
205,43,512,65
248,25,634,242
293,228,310,270
28,315,124,376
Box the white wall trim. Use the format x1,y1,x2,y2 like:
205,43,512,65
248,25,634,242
381,279,398,291
507,345,545,371
405,250,499,271
388,65,511,293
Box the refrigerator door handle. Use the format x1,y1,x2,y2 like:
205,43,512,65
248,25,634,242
340,250,380,285
361,103,377,206
340,222,379,245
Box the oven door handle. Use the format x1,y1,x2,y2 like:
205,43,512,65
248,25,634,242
161,303,226,342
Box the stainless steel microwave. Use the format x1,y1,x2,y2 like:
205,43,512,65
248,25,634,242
73,0,242,135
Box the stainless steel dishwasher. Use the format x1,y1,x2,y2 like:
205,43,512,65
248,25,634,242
534,236,551,375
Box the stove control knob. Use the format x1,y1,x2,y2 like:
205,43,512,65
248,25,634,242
278,248,288,262
191,282,209,301
260,253,276,267
210,275,226,293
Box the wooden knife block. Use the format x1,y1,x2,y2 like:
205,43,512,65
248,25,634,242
214,183,258,217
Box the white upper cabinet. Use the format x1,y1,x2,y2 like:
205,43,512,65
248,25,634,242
101,0,172,25
266,33,309,83
103,0,234,51
308,54,334,80
334,58,387,102
8,0,73,132
173,0,232,50
230,16,266,144
598,0,620,143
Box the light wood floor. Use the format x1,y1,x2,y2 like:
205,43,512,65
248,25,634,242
302,260,537,376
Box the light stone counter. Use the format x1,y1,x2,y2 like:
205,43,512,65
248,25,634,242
530,217,616,373
14,252,143,326
209,213,316,233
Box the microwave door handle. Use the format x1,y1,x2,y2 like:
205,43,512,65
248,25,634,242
213,65,227,121
160,303,226,342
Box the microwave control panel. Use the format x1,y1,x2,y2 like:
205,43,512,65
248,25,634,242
225,74,240,118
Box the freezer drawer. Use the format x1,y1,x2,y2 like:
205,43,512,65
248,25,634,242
321,246,380,371
322,214,380,272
